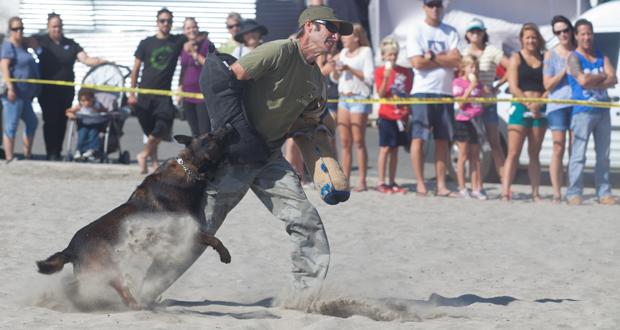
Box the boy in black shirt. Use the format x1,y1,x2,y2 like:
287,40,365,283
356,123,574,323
128,8,187,174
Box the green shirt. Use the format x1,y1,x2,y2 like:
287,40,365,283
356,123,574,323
237,39,326,149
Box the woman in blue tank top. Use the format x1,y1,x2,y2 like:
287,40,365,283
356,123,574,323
502,23,547,201
543,15,576,204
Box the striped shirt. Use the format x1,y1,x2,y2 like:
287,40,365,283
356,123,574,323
464,44,504,88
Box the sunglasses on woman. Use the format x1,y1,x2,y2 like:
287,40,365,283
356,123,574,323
158,18,173,24
226,23,240,29
314,19,339,34
553,27,571,36
10,26,24,32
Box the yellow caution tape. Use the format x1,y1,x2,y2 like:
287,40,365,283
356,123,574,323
9,78,620,108
9,78,203,99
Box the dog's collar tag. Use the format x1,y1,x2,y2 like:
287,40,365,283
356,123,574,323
176,158,205,181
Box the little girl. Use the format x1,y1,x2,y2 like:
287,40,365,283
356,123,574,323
374,37,413,194
452,55,486,200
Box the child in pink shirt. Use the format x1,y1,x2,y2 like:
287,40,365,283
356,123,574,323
452,54,486,199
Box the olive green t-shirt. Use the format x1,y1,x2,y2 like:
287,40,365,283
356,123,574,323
237,39,326,149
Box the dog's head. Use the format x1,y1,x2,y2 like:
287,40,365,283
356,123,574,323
174,125,233,172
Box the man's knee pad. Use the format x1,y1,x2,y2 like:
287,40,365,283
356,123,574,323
293,127,349,205
199,52,270,164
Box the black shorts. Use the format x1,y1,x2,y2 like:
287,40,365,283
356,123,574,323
135,95,175,139
453,120,479,144
378,118,409,147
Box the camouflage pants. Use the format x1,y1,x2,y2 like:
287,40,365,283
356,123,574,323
203,152,330,289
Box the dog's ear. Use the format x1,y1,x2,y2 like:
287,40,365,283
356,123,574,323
174,135,193,147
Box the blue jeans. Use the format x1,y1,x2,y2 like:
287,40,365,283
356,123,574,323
1,96,38,138
567,110,612,199
77,124,103,153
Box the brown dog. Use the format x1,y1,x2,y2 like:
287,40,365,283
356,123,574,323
36,126,233,310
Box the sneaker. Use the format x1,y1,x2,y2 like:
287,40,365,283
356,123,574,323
82,149,98,162
470,190,488,200
599,195,617,205
567,196,582,206
73,150,82,160
376,184,392,194
391,183,407,194
458,188,471,199
82,149,94,158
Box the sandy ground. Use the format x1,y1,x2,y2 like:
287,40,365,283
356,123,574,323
1,160,619,329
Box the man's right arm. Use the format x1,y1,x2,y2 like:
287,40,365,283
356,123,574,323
567,53,606,88
410,55,440,70
128,57,142,106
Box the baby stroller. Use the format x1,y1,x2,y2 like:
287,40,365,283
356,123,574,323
64,63,131,164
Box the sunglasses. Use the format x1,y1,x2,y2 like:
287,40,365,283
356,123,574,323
553,27,571,36
158,18,173,24
226,23,240,29
314,19,339,34
10,26,24,32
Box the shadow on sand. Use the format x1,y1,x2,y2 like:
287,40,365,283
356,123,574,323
157,293,578,322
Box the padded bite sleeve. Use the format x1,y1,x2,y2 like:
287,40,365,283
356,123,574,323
199,52,270,164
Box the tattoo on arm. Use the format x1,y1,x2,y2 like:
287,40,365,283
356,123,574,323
567,54,582,77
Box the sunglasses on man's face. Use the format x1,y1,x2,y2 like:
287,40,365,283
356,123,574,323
10,26,24,32
158,18,173,25
227,23,240,29
553,27,571,36
314,19,339,34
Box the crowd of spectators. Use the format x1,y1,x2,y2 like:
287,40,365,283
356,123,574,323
0,0,617,205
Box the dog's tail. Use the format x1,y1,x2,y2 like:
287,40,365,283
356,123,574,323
36,251,71,274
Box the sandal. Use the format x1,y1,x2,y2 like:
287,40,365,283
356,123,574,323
551,195,561,204
501,191,512,201
532,194,543,202
436,190,459,198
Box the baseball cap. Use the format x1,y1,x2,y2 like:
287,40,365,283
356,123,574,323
423,0,443,5
298,6,353,36
467,18,486,31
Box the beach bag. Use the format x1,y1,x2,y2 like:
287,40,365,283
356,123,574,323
199,51,270,164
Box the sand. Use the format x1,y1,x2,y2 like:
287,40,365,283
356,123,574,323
0,160,619,329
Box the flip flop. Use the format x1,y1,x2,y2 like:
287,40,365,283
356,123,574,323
435,190,459,198
416,191,430,197
353,185,368,192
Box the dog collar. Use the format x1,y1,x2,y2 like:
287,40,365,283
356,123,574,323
176,158,205,181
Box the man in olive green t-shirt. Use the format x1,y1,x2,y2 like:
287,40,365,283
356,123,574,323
203,6,353,290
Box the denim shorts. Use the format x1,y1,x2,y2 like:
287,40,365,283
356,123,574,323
1,97,38,138
338,94,371,114
482,103,499,125
546,107,572,131
410,93,454,141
